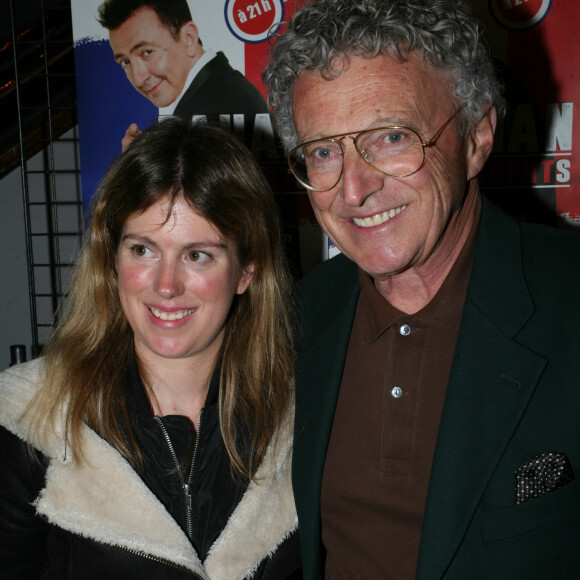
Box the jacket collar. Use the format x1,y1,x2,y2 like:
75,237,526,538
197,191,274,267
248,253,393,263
293,255,360,577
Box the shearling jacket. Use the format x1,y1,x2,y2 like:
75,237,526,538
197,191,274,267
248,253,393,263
0,358,299,579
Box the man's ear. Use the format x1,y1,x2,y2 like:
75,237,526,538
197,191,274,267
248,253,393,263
466,105,497,180
180,22,200,59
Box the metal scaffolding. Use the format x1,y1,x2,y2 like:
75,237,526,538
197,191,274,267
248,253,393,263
7,0,81,361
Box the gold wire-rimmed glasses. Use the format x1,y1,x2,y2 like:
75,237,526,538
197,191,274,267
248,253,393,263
288,105,466,192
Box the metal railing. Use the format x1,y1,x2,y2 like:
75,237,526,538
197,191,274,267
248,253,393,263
8,0,81,359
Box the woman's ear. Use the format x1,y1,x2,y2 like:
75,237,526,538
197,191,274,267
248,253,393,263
466,105,497,181
236,263,256,295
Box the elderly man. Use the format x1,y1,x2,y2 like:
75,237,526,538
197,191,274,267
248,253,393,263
98,0,268,147
265,0,580,578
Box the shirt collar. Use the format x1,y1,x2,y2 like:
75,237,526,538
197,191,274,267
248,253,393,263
357,222,479,343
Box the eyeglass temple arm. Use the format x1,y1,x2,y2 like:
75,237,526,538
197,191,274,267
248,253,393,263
423,104,466,148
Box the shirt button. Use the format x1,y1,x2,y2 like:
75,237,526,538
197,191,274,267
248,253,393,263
400,324,411,336
391,386,403,399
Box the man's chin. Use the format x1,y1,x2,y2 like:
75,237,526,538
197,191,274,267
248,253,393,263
145,95,164,107
140,88,172,108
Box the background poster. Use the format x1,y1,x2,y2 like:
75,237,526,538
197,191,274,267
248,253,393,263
70,0,298,209
473,0,579,226
70,0,312,275
71,0,580,276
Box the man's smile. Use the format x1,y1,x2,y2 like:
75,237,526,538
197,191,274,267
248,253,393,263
352,205,408,228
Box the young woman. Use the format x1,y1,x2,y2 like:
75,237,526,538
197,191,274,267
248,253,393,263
0,119,300,579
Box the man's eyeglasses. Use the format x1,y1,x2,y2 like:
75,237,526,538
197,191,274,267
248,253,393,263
287,105,465,192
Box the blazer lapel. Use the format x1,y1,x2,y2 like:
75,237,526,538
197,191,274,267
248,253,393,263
293,257,360,577
416,200,547,578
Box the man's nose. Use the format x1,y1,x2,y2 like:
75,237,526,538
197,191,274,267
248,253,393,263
340,141,385,207
131,58,151,88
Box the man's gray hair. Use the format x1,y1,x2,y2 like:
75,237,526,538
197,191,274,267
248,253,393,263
264,0,506,152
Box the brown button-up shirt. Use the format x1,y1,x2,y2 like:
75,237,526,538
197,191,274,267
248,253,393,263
321,231,477,579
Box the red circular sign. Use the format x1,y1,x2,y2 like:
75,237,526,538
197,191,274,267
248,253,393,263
232,0,277,36
490,0,552,30
496,0,544,23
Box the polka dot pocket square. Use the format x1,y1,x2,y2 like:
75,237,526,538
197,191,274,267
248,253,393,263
515,452,574,504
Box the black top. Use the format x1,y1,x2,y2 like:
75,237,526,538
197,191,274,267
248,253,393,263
125,360,246,560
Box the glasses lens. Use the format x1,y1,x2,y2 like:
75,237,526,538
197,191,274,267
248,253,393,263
357,128,424,177
289,139,343,191
288,127,426,190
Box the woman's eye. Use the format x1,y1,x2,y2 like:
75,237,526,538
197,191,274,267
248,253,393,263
188,250,211,263
132,244,152,258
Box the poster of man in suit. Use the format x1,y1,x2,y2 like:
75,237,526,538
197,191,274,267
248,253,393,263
70,0,296,209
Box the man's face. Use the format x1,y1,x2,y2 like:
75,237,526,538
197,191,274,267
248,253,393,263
292,53,483,283
109,6,197,108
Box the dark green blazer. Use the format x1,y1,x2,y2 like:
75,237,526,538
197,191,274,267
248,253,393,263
294,198,580,579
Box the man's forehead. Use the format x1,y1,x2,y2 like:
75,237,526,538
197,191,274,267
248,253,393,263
296,51,439,86
292,53,452,136
108,7,175,55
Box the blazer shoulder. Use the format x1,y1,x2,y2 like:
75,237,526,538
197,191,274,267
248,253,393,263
519,221,580,296
294,254,360,337
520,220,580,258
477,199,580,308
297,253,358,296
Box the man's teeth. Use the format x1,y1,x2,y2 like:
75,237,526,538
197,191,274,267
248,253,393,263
149,306,194,321
353,205,407,228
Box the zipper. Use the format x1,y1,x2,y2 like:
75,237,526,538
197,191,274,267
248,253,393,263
154,410,204,540
119,544,206,578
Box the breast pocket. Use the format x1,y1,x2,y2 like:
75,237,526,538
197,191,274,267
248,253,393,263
481,478,580,541
478,480,580,578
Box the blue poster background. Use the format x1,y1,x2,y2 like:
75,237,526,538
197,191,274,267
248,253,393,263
73,39,157,211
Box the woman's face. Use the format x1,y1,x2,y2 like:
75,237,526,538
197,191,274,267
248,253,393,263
116,197,254,368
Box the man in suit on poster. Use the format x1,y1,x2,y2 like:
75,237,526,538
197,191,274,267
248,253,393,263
265,0,580,577
98,0,268,148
